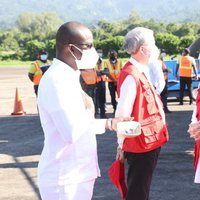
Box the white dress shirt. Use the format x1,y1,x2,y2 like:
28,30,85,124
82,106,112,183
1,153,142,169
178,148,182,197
148,60,165,94
115,57,165,147
37,58,107,187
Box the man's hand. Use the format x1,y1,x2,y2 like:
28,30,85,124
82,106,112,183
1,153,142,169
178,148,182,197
116,147,125,163
188,121,200,140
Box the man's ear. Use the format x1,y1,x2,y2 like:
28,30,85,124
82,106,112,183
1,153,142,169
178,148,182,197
68,44,73,53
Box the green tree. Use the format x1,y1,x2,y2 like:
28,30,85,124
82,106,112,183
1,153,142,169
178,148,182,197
179,35,196,51
46,39,56,59
16,12,62,41
24,40,45,60
173,23,197,37
156,33,180,54
95,36,124,57
0,30,19,51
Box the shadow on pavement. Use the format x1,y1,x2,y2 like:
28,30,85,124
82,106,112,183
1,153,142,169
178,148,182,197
0,115,43,200
0,110,200,200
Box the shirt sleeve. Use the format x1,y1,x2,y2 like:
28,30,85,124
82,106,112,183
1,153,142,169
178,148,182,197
29,63,36,74
115,75,136,118
154,61,165,94
115,75,136,148
192,58,198,75
191,106,198,123
39,75,107,145
148,61,165,95
49,109,107,144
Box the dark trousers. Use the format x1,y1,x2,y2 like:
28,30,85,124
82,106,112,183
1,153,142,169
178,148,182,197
108,82,117,111
179,77,193,103
160,79,168,109
124,147,161,200
34,85,39,96
96,81,106,116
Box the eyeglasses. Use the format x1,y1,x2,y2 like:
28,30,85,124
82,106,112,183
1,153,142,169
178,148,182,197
71,43,93,50
77,43,93,49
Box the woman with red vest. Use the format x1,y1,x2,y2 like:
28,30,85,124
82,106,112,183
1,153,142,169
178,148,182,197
188,87,200,183
115,27,169,200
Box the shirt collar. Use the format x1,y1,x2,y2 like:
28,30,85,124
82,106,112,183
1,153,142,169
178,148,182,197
129,57,148,73
52,58,80,77
129,56,151,82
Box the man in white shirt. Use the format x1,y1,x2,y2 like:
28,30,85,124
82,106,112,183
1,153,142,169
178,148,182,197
148,59,165,95
37,21,130,200
115,27,169,200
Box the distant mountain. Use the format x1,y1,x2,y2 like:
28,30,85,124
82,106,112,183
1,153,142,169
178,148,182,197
1,0,200,29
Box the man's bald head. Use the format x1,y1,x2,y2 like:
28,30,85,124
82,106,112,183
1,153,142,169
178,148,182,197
56,21,92,51
55,21,94,70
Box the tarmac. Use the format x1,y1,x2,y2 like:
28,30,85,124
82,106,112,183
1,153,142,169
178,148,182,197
0,67,200,200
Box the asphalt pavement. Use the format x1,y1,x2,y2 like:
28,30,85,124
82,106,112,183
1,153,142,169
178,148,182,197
0,67,200,200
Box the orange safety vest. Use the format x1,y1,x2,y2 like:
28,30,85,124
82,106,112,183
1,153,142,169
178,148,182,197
96,69,107,82
105,60,122,82
179,56,193,77
80,69,97,85
117,62,169,153
33,61,43,85
96,74,107,82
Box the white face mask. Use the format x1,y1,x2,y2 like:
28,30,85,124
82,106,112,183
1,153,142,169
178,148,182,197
40,54,48,61
148,45,160,62
98,53,103,58
70,45,99,70
161,52,166,58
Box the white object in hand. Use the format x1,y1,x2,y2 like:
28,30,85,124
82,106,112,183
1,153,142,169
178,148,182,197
117,121,141,137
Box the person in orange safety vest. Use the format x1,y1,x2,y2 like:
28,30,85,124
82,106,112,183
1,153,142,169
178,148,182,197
176,48,198,105
80,67,98,117
28,50,51,96
95,57,107,118
104,50,123,113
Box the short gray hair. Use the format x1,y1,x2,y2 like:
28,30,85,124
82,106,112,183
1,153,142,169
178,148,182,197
124,27,154,54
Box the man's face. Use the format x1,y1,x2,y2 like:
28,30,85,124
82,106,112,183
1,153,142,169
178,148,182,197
67,27,98,70
109,52,117,64
68,28,94,60
140,37,158,60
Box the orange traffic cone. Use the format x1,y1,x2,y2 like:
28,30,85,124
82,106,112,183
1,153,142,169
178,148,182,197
11,88,26,116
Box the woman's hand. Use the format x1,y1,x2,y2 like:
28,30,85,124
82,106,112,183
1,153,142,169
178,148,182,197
188,121,200,140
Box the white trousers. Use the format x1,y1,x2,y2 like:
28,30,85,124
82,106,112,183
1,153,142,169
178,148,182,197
195,158,200,183
39,179,95,200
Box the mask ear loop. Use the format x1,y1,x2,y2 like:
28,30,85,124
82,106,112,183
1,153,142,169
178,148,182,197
68,44,83,60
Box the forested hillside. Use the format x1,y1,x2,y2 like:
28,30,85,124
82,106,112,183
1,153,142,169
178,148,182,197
1,0,200,29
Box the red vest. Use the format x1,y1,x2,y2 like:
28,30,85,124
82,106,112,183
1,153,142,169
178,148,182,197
194,88,200,170
117,62,169,153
